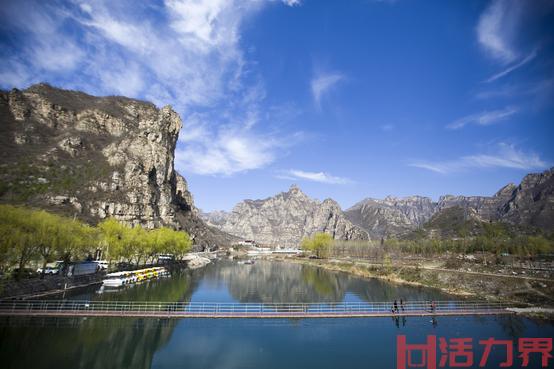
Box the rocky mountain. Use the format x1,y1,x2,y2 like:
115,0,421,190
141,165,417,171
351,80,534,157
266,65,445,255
501,169,554,230
0,83,231,248
200,210,230,228
345,168,554,238
345,196,436,239
202,185,369,247
415,206,485,239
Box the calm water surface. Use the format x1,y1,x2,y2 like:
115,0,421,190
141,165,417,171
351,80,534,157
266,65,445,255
0,260,552,369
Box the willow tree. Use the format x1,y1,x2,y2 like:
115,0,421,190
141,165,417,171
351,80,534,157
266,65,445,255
0,205,39,279
171,230,193,259
152,227,192,260
301,232,333,259
98,219,192,266
129,225,149,266
0,221,18,272
98,218,128,266
147,228,165,264
32,210,64,279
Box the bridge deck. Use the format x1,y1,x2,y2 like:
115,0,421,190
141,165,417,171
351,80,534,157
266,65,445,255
0,300,515,319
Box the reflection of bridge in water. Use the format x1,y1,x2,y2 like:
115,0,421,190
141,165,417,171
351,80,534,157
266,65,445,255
0,300,516,318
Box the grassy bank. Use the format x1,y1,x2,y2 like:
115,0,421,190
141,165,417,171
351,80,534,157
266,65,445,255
282,256,554,307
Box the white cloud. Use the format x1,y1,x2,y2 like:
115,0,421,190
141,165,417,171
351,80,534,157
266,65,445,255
476,0,520,64
164,0,248,54
409,143,549,174
485,49,538,83
277,169,353,184
175,129,287,176
0,60,32,87
30,39,84,72
281,0,302,6
175,113,301,176
446,106,518,130
311,72,344,107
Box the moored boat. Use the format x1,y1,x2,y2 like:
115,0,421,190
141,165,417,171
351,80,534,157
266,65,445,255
102,267,169,287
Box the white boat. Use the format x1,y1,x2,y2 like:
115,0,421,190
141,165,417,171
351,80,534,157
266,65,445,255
102,267,169,287
272,248,302,255
246,247,272,256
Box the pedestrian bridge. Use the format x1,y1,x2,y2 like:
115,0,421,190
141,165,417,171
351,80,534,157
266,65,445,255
0,300,515,319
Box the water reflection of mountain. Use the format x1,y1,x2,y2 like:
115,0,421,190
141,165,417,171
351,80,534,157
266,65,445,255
196,260,346,303
197,260,449,304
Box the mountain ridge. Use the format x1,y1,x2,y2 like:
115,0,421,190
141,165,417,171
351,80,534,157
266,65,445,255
201,184,369,247
204,168,554,242
344,168,553,238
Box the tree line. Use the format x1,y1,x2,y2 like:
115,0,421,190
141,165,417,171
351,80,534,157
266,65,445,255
0,205,192,278
301,229,554,260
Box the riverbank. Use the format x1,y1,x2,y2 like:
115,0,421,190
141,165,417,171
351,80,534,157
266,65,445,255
0,274,104,300
278,256,554,309
0,256,213,300
182,253,212,270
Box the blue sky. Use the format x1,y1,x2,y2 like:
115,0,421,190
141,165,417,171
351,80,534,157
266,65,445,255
1,0,553,212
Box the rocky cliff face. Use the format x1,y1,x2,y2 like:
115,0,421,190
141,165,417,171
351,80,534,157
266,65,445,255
501,169,554,230
345,169,554,238
345,196,436,238
202,185,369,247
0,83,229,248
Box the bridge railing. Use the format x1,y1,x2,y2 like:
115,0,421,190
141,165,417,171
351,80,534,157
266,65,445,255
0,300,510,315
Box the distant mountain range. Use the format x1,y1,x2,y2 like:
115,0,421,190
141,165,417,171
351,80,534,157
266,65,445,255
202,185,368,247
203,168,554,244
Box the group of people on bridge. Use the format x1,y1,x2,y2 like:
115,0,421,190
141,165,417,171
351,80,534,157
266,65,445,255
391,299,437,314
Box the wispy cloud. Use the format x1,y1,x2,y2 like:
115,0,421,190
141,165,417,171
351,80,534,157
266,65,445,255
176,114,303,176
446,106,518,130
485,49,538,83
409,143,549,174
476,0,520,64
311,72,344,108
0,0,301,176
475,78,554,102
276,169,353,184
281,0,302,6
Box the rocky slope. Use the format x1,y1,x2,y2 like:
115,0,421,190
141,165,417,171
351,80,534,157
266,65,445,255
345,196,436,238
0,83,230,248
345,168,554,238
202,185,369,247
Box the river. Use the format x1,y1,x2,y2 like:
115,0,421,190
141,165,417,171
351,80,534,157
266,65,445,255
0,260,552,369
